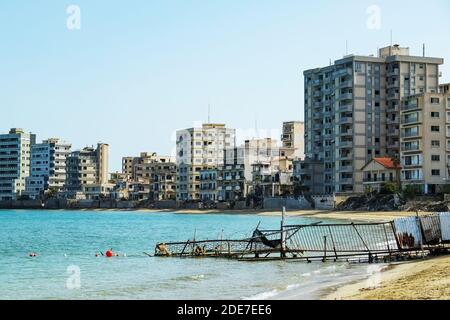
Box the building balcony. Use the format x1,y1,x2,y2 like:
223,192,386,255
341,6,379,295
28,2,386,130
333,69,352,77
313,112,322,119
340,129,353,136
388,141,400,148
387,129,399,136
387,105,399,113
339,178,354,184
402,117,420,125
313,102,322,108
340,104,353,112
339,166,353,172
387,93,400,100
323,88,333,95
340,81,353,89
402,132,420,139
387,69,400,77
339,141,353,148
339,117,353,124
401,103,420,111
312,79,322,87
363,178,394,183
313,90,323,97
340,93,353,100
338,153,353,160
402,162,422,168
387,80,399,89
386,118,399,125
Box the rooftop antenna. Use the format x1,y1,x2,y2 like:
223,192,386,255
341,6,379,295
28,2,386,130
423,43,426,57
255,114,258,138
389,30,393,55
345,40,348,55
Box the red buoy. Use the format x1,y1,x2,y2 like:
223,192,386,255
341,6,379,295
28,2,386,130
106,250,113,258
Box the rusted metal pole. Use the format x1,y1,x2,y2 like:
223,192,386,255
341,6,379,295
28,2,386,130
281,206,286,258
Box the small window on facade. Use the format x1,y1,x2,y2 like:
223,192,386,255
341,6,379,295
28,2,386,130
431,126,440,132
431,97,440,104
431,155,440,161
431,112,440,118
431,169,440,176
431,140,440,147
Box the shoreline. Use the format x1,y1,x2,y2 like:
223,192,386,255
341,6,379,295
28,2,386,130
323,255,450,300
0,207,433,222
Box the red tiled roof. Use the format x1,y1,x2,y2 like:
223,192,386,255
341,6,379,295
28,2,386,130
373,157,401,169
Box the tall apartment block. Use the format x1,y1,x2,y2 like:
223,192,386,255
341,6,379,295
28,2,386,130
25,138,71,199
281,121,305,160
400,93,450,193
66,143,109,194
0,128,36,200
176,123,235,201
304,45,443,194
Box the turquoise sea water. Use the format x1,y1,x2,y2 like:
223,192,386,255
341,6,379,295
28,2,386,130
0,210,373,300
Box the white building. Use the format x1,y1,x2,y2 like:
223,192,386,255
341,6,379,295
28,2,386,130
0,128,36,200
176,123,236,201
25,138,72,199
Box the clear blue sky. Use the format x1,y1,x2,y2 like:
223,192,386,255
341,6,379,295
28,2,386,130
1,0,449,172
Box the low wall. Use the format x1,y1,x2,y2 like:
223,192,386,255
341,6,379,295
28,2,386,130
0,200,42,209
153,200,177,210
263,197,311,210
311,195,335,210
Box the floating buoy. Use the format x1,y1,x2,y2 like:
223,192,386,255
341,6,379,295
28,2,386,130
95,253,99,257
106,250,113,258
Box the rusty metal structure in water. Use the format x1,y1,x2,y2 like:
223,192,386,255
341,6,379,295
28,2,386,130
154,211,450,263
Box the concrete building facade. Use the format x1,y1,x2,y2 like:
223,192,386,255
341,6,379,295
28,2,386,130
25,138,71,199
281,121,305,160
176,123,235,201
0,128,36,200
400,93,450,193
304,45,443,194
66,143,109,195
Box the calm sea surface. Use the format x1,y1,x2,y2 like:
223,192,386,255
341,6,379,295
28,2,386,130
0,210,373,300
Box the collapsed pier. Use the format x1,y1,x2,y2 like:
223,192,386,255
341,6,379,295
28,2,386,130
155,211,450,263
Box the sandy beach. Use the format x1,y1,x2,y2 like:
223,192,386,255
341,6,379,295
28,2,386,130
325,255,450,300
103,208,430,223
257,209,430,222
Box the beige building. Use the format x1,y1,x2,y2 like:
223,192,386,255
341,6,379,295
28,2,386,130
150,161,177,201
252,156,294,197
440,83,450,94
237,138,279,184
66,143,109,195
281,121,304,160
400,93,450,193
304,44,443,194
176,123,235,201
361,157,401,193
121,152,176,201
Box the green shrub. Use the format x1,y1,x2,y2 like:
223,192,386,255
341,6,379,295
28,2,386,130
380,181,399,194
